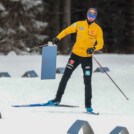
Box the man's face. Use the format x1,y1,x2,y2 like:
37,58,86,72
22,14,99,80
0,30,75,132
87,15,96,22
87,10,96,22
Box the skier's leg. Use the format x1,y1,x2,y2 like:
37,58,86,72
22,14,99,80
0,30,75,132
81,57,93,108
55,53,80,102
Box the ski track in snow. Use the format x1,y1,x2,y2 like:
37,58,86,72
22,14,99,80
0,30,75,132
0,54,134,134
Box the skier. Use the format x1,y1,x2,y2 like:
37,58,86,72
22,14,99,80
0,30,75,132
48,8,104,112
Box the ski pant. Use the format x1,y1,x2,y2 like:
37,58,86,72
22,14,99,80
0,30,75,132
55,53,93,108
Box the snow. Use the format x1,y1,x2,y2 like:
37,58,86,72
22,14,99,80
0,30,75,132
19,24,27,32
32,19,48,29
7,28,16,35
0,3,5,11
0,11,9,17
21,0,43,10
35,34,48,41
7,51,17,56
0,54,134,134
0,28,5,34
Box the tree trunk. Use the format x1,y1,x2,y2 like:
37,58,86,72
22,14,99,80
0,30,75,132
86,0,94,9
49,0,60,37
125,0,134,53
112,0,126,53
60,0,71,54
53,0,60,35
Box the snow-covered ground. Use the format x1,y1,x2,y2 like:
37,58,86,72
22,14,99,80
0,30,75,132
0,54,134,134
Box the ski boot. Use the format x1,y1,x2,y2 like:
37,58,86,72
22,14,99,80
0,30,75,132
86,107,93,112
48,98,60,106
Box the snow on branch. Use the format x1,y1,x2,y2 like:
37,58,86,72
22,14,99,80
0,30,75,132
32,19,48,29
0,2,5,11
21,0,43,10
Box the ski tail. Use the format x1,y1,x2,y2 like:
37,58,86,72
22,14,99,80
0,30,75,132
87,111,99,115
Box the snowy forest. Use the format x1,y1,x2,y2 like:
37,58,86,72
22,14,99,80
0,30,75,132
0,0,134,55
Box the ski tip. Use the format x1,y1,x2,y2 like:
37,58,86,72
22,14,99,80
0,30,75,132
96,112,99,115
91,112,99,115
84,111,99,115
12,105,19,107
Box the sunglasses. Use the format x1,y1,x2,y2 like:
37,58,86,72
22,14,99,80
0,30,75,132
88,14,96,19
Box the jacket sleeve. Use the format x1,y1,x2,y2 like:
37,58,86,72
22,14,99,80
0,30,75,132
56,22,78,40
94,27,104,51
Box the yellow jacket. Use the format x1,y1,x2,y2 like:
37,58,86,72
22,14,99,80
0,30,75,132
57,20,104,57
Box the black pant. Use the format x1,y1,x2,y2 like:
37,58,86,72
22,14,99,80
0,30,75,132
56,53,92,108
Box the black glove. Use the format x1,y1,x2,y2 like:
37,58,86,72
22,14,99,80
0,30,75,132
52,38,59,45
86,47,95,55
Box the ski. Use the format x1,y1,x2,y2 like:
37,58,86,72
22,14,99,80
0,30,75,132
12,103,79,108
12,103,99,115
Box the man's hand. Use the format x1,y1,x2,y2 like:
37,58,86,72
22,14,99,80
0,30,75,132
52,38,59,45
86,47,95,55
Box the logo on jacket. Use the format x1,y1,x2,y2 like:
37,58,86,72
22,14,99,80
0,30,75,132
85,66,90,69
91,30,95,34
79,27,84,30
70,60,75,64
85,70,90,76
73,23,77,27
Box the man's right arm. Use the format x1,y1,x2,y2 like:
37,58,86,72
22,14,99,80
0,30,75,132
56,22,78,41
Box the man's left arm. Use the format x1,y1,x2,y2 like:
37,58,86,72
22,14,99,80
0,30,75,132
86,27,104,55
94,27,104,51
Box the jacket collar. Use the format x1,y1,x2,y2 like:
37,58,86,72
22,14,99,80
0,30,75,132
85,19,95,25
